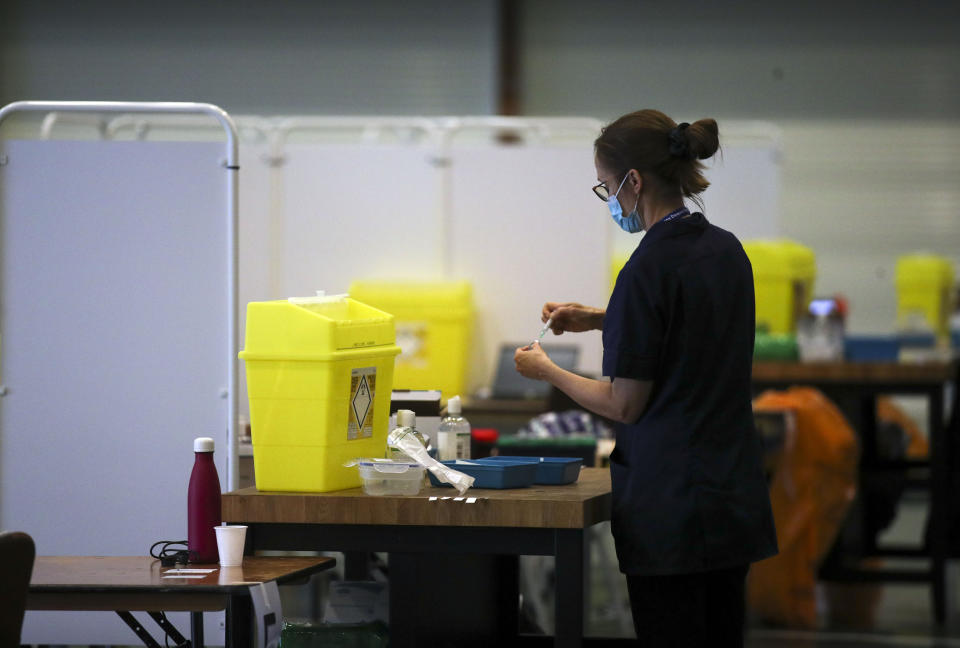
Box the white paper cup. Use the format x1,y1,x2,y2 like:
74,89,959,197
214,524,247,567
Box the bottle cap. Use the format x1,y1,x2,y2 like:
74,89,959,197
471,428,499,443
194,437,215,452
396,409,416,428
447,395,461,415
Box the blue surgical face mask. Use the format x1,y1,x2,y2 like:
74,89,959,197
607,173,642,233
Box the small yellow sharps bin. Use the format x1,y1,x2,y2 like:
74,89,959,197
239,295,401,492
896,254,955,340
742,240,816,334
348,280,473,400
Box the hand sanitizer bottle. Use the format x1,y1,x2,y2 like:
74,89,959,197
437,396,472,461
389,409,429,462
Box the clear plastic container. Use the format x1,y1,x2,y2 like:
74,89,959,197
357,459,425,496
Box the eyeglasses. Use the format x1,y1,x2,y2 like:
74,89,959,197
592,182,610,202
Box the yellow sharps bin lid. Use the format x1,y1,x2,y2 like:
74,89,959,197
742,240,816,280
349,280,473,319
240,295,396,360
895,254,954,288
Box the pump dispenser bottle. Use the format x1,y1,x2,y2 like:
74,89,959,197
389,409,429,462
437,395,472,460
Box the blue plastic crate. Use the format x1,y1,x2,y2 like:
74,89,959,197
427,459,537,489
475,456,582,485
844,335,900,361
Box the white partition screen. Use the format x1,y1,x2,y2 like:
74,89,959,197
278,142,444,297
448,143,609,385
0,136,233,643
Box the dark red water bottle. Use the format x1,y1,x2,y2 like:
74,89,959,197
188,437,221,563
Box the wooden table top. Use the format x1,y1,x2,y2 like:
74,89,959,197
223,466,612,530
753,359,957,384
30,555,335,594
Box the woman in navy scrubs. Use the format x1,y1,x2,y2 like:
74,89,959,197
515,109,777,647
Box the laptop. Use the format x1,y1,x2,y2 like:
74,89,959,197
490,343,580,400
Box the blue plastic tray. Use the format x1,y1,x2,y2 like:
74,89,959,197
477,456,583,485
427,459,537,489
844,335,900,361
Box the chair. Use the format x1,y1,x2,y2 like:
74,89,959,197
0,531,36,646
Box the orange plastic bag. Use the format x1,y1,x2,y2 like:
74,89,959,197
748,387,859,628
877,396,929,459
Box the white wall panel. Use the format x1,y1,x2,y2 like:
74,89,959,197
237,140,274,420
0,139,231,643
279,143,444,297
448,144,609,387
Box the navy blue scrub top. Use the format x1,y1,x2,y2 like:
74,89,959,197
603,212,778,575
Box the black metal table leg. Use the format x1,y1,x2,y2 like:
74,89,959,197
227,593,253,648
929,386,947,624
191,611,205,647
117,611,162,648
344,551,371,580
387,551,418,648
147,611,188,647
555,528,585,648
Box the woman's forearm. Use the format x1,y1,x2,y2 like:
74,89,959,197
541,363,648,423
590,308,606,330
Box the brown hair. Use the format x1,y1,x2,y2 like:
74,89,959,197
594,109,720,210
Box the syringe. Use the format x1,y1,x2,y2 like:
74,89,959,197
532,317,553,346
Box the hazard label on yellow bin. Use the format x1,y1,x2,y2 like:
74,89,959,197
348,367,376,440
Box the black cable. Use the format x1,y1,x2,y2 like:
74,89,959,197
149,542,195,646
150,540,190,567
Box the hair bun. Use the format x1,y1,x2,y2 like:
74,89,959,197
668,123,692,159
686,119,719,160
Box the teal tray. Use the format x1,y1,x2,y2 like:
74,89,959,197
477,456,582,485
428,459,537,489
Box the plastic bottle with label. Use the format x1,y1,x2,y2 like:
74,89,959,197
437,395,472,461
388,409,429,462
188,436,222,563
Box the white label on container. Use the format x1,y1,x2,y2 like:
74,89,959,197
348,367,376,440
394,321,429,368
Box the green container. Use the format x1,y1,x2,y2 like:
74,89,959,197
280,621,389,648
753,333,798,361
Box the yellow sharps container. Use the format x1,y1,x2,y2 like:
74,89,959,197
742,240,816,334
239,295,401,492
896,254,955,341
348,280,473,400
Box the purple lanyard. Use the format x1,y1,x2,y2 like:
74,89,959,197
661,207,690,223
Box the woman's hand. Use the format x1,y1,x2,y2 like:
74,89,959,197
514,342,554,381
542,302,605,335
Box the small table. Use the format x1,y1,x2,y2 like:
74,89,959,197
223,467,612,648
28,555,336,647
753,359,960,623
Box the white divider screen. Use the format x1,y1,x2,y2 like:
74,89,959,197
448,143,609,386
278,142,444,297
237,138,274,420
610,127,782,261
0,138,230,644
699,140,781,240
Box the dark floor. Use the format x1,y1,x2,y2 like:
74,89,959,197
578,496,960,648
